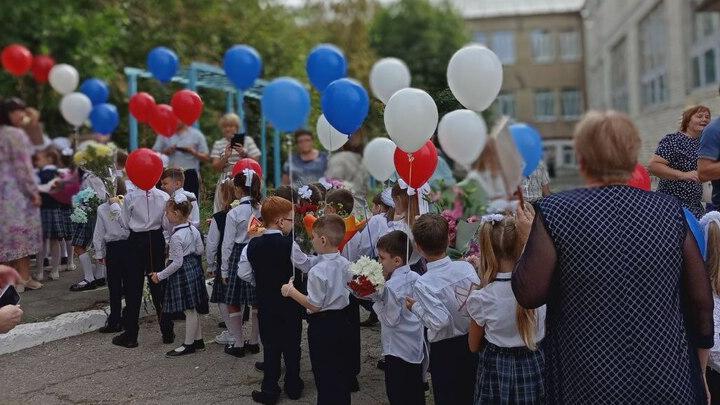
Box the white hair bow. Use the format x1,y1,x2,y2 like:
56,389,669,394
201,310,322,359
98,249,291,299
487,199,519,214
700,211,720,241
398,179,431,214
173,192,188,204
242,168,256,187
380,188,395,208
298,185,312,200
318,177,333,190
61,147,74,157
481,214,504,224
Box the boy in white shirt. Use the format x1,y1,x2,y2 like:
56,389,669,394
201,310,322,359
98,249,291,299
160,168,200,229
405,213,480,405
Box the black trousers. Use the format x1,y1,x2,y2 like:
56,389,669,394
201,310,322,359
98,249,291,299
308,310,351,405
708,367,720,405
105,239,130,327
344,296,361,380
429,334,478,405
385,355,426,405
183,169,200,199
258,305,303,396
125,229,174,341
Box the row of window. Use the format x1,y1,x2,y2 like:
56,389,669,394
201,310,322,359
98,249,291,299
473,29,581,65
494,89,583,122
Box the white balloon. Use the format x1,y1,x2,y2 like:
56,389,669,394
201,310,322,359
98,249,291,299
370,58,411,104
363,137,397,181
49,64,80,95
447,45,503,112
60,92,92,127
437,109,488,165
384,88,438,153
317,114,348,152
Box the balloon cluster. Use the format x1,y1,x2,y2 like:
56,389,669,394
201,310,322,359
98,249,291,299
129,89,203,137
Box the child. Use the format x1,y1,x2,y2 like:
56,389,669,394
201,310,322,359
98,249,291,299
281,214,353,405
160,168,200,228
374,230,426,405
237,196,305,404
221,169,262,357
150,194,208,356
93,178,130,333
406,213,480,405
466,212,546,404
115,177,173,348
206,179,236,346
390,183,423,273
701,212,720,399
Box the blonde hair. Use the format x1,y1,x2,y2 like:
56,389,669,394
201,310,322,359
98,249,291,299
218,179,236,213
574,110,640,184
392,183,420,228
219,113,241,129
477,205,539,350
707,222,720,295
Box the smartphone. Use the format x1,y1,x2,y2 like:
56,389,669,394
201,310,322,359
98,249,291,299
0,285,20,307
231,132,245,147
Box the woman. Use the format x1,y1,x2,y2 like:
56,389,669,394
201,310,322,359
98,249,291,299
512,111,713,403
282,129,328,186
209,113,261,213
324,131,369,196
649,105,710,218
0,99,43,292
152,123,210,198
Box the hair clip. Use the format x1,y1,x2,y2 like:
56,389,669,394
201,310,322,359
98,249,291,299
242,168,256,187
298,185,312,200
61,147,74,156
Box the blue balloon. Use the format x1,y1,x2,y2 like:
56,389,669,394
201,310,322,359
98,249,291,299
79,78,109,106
684,208,707,260
147,46,178,83
261,77,310,132
321,78,369,135
306,44,347,92
90,103,119,135
223,45,262,91
509,123,543,177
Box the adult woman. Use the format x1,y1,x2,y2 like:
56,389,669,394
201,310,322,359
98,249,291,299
649,105,710,218
0,99,43,292
512,111,713,403
324,131,368,195
152,123,210,198
209,113,261,213
282,129,328,186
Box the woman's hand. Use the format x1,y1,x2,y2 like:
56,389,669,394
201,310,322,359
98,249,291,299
30,192,41,207
163,146,176,156
682,170,700,182
0,305,23,334
516,203,534,246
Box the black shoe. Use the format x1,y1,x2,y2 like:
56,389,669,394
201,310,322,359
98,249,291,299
244,340,261,354
69,279,97,292
285,379,305,400
98,323,123,334
376,358,386,371
61,257,68,265
254,361,264,372
349,377,360,392
166,344,196,357
251,390,279,405
224,343,246,358
359,312,379,327
111,333,138,348
163,334,175,344
193,339,205,350
92,278,106,287
218,321,226,328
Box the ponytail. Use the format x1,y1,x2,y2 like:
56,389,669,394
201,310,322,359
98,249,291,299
233,170,262,209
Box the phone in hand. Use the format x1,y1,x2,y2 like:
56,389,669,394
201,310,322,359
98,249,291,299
0,285,20,307
231,132,245,147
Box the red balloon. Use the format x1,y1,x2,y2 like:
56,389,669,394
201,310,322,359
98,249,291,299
232,158,263,180
171,89,203,125
126,148,164,191
150,104,179,137
627,163,651,191
31,55,55,83
1,44,32,76
393,141,438,189
129,92,156,124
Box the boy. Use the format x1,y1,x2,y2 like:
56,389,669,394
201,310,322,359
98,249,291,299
237,197,304,404
281,215,353,405
160,168,200,228
374,230,426,405
405,213,480,405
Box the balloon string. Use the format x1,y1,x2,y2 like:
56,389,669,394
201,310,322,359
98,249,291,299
406,154,413,265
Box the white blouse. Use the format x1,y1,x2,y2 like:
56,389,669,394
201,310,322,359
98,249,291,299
156,223,204,281
342,213,389,262
220,197,260,277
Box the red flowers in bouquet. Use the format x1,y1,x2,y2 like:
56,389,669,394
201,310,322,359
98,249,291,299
348,275,376,298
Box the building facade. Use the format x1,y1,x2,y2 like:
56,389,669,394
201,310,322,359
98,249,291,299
583,0,720,161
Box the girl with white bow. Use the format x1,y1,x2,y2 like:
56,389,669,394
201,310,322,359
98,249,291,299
700,211,720,399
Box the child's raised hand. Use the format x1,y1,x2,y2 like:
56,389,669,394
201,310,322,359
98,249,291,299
150,273,160,284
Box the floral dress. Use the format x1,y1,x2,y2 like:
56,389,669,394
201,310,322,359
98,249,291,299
0,126,42,262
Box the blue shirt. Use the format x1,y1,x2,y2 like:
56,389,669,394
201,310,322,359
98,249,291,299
283,152,328,186
698,118,720,206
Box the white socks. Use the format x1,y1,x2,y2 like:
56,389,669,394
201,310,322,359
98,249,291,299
226,310,245,345
36,239,48,275
79,253,95,282
65,240,74,270
94,262,106,280
183,309,201,346
248,308,260,345
218,303,230,326
49,241,61,276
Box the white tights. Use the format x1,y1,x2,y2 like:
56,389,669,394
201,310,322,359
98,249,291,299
183,309,202,345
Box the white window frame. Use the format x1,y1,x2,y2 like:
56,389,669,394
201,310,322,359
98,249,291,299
559,30,581,62
561,89,582,120
491,31,516,65
534,90,556,122
531,29,556,64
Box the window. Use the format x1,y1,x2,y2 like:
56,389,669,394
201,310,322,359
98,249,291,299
531,30,555,63
691,12,720,89
494,92,516,118
610,39,629,112
562,145,575,166
639,4,668,106
491,31,516,65
561,89,582,120
559,30,581,62
473,31,487,46
534,90,556,121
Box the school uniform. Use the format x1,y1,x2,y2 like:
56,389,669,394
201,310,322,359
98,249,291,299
237,230,304,400
37,165,73,240
205,211,227,304
342,213,389,262
410,257,480,405
72,170,107,248
121,187,174,342
220,197,260,307
373,265,426,405
467,273,546,404
162,188,201,233
386,219,425,274
93,202,131,328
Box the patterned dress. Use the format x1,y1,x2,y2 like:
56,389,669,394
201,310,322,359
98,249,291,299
655,132,704,218
0,126,42,262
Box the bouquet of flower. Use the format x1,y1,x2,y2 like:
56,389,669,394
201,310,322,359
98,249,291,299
74,141,116,197
347,256,385,298
70,188,103,224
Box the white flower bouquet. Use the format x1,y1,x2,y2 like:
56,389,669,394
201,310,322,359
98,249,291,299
348,256,385,298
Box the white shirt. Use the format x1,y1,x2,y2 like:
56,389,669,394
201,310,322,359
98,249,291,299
152,126,209,172
205,218,222,275
410,257,481,343
385,219,421,265
220,197,260,277
156,223,204,281
467,273,547,348
302,252,352,312
372,265,425,364
121,187,170,232
342,214,389,262
92,202,130,260
711,293,720,372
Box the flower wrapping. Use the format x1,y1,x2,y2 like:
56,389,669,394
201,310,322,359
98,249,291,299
348,256,385,298
70,188,102,224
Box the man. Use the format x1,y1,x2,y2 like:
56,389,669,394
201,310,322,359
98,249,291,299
152,124,209,198
282,129,328,186
698,87,720,211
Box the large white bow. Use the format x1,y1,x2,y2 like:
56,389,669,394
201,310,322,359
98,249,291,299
242,168,256,187
298,185,312,200
380,188,395,208
173,192,188,204
398,179,431,214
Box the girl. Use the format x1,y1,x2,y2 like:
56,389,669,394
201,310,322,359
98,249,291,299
466,206,546,404
700,211,720,400
206,179,236,346
220,168,262,357
150,194,208,357
389,183,423,273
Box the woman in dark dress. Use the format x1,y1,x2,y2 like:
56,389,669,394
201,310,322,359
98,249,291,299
512,111,714,404
649,105,710,218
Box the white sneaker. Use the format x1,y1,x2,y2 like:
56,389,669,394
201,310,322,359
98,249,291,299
49,269,60,280
65,261,77,271
214,330,235,345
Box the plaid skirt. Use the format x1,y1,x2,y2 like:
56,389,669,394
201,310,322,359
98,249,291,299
41,207,74,239
71,215,96,248
224,242,256,306
162,254,210,315
209,271,226,304
474,341,545,405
